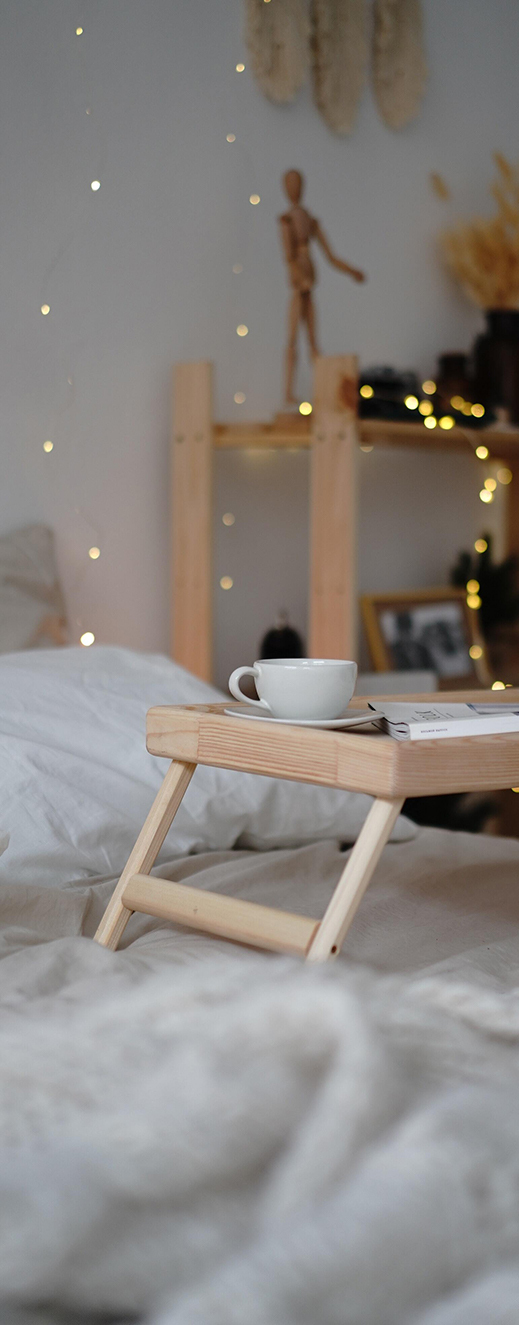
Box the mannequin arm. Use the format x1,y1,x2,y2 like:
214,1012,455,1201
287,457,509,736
315,222,365,282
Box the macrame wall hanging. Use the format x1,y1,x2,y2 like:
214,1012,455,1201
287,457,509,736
244,0,427,133
245,0,309,104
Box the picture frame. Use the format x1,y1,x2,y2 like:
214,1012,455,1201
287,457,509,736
360,587,492,688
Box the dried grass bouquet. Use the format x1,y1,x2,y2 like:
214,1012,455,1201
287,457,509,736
441,154,519,310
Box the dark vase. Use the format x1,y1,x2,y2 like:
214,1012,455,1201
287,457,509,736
435,352,472,414
473,309,519,422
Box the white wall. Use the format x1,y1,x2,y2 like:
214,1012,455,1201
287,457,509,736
0,0,518,683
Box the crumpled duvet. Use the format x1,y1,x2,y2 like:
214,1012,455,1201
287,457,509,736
2,828,519,1325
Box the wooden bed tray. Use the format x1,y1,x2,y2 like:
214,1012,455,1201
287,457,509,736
94,690,519,962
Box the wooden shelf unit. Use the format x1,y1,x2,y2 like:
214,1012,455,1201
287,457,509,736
171,356,519,682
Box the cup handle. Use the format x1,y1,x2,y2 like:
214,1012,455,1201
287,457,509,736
228,666,271,710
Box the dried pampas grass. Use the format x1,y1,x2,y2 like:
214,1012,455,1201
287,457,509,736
311,0,368,135
441,154,519,310
372,0,427,130
245,0,309,104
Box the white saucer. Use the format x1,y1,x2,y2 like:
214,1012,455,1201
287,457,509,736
224,705,376,730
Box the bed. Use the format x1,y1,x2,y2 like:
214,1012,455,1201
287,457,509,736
2,644,519,1324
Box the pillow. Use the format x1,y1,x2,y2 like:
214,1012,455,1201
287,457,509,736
0,525,68,653
0,645,416,888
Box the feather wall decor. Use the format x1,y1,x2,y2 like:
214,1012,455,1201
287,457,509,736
311,0,368,135
245,0,309,104
372,0,427,130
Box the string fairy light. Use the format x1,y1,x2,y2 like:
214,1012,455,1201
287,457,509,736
226,133,236,142
299,401,312,415
90,180,100,191
236,324,248,336
471,403,485,417
249,194,260,205
75,26,83,35
439,415,454,430
232,263,243,274
359,384,373,398
466,593,482,609
475,538,488,553
88,546,100,559
236,62,245,72
80,631,95,647
469,644,483,659
404,395,418,410
424,416,437,429
43,440,53,453
479,488,493,503
419,400,433,416
498,467,513,484
492,680,506,690
475,445,489,460
484,477,497,491
41,304,50,315
220,576,233,590
422,379,436,394
222,513,235,526
466,579,480,593
234,391,246,404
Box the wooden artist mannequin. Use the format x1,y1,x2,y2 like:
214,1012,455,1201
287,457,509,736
279,169,366,404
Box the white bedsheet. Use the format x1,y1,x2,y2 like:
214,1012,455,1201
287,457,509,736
2,826,519,1324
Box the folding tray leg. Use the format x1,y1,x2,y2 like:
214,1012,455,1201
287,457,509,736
306,796,404,963
94,759,196,951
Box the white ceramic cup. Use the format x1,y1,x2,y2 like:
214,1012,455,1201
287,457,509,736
228,657,358,721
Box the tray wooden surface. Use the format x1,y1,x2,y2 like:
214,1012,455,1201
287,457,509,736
146,691,519,799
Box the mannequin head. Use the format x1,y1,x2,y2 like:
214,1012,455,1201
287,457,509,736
283,169,304,205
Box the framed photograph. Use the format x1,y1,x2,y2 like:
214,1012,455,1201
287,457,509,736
360,587,492,687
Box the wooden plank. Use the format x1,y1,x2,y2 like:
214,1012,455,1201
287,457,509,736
213,418,519,454
306,797,404,962
309,355,358,660
171,361,213,680
94,759,196,950
123,874,319,956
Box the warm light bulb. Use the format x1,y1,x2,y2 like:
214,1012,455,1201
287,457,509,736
404,395,419,410
75,26,83,35
232,263,242,274
450,395,465,410
85,107,91,114
466,579,480,594
90,180,100,191
234,391,246,404
88,546,100,560
359,384,374,399
479,489,493,503
466,594,482,609
422,380,436,394
236,324,248,336
498,467,513,484
235,62,245,72
424,416,437,429
40,304,50,315
360,444,373,452
80,631,95,646
492,680,506,690
462,402,472,415
474,538,488,553
471,403,485,417
512,787,519,793
299,401,312,416
475,445,489,459
249,194,260,205
469,644,483,659
226,133,236,142
222,513,235,526
484,477,497,491
220,576,233,590
418,400,433,416
439,415,455,430
43,440,53,453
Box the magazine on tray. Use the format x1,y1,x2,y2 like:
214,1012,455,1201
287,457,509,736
367,701,519,741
